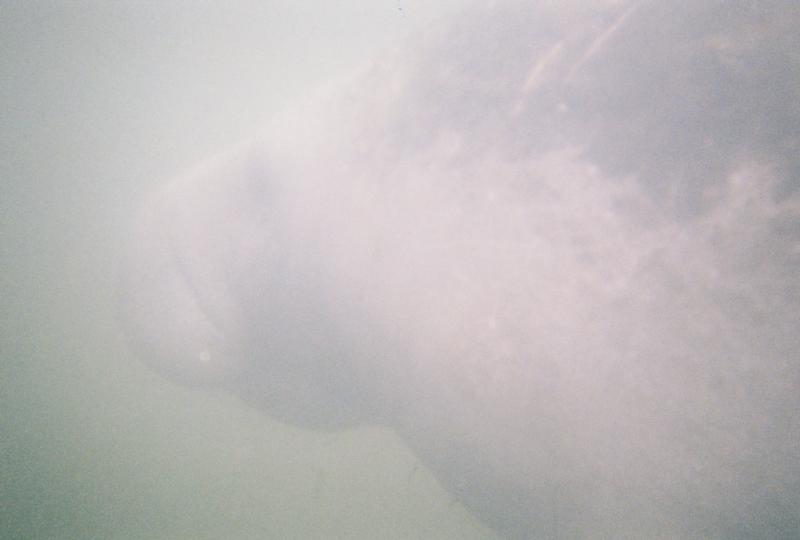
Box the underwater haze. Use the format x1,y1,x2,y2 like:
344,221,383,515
0,2,494,539
5,1,800,538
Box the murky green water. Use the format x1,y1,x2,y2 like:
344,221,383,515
0,3,496,538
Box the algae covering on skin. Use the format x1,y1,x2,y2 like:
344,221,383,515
118,1,800,538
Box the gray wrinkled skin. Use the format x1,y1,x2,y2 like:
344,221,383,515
118,1,800,538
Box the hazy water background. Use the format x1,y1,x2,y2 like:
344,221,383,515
0,2,499,538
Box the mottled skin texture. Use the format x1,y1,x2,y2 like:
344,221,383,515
118,1,800,538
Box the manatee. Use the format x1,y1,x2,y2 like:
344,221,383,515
117,1,800,538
